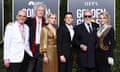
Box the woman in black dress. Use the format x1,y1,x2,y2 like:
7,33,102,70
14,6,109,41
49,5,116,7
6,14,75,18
96,12,115,72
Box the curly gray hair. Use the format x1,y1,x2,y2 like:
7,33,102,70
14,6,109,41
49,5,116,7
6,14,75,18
32,2,47,17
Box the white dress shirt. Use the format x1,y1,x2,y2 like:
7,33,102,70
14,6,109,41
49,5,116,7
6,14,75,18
84,23,93,33
66,24,74,40
35,17,42,44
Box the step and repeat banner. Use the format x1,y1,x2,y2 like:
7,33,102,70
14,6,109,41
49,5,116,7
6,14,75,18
12,0,60,25
68,0,115,26
0,0,4,43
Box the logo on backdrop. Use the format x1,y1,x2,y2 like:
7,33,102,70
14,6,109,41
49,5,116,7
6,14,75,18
22,1,51,17
13,0,59,24
68,0,115,25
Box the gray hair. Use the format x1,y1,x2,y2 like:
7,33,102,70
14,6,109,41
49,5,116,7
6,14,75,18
17,9,27,15
32,2,47,17
83,9,92,15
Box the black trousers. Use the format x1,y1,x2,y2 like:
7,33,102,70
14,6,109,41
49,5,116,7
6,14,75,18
96,65,112,72
59,57,73,72
79,67,96,72
27,44,43,72
8,52,30,72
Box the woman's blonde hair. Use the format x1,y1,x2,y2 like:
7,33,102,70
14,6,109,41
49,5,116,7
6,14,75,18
98,12,111,24
98,12,110,20
46,12,56,23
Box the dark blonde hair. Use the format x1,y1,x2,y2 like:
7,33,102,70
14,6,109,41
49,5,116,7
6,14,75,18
46,12,56,23
47,12,56,18
98,12,110,20
98,12,111,24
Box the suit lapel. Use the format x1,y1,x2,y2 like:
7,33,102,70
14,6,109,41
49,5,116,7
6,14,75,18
64,25,71,41
30,17,36,43
83,23,95,34
82,23,90,34
14,22,24,42
91,23,96,33
34,17,37,35
33,17,44,41
24,25,28,42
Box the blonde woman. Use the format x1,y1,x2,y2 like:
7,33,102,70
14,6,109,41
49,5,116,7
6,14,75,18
96,12,115,72
40,12,58,72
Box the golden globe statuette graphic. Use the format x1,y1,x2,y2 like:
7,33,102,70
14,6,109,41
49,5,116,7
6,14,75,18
91,18,95,23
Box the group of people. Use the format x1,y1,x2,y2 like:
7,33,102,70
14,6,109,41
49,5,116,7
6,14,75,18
3,3,115,72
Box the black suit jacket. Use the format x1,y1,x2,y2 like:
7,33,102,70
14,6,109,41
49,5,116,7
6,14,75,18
25,17,45,54
25,17,45,45
57,25,75,58
75,22,99,68
25,17,35,45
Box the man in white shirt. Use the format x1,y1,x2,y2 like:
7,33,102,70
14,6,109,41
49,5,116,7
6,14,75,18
4,9,33,72
57,12,75,72
25,3,46,72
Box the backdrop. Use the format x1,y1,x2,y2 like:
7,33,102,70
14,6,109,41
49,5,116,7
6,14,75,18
68,0,115,26
12,0,59,25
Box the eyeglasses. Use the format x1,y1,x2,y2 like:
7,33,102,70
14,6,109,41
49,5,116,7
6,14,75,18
84,15,92,18
18,15,27,18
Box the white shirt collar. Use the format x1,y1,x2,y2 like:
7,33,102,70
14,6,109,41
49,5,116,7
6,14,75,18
65,24,73,29
36,16,42,22
84,22,92,33
84,22,92,27
65,24,74,40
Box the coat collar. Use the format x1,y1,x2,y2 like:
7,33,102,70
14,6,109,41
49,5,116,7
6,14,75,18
14,21,26,42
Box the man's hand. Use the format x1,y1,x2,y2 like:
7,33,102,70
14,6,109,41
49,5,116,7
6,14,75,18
43,56,48,64
80,44,88,51
4,59,10,68
60,55,66,63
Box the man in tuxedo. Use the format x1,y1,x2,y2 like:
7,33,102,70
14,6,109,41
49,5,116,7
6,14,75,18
74,10,99,72
25,3,46,72
57,12,75,72
4,10,33,72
